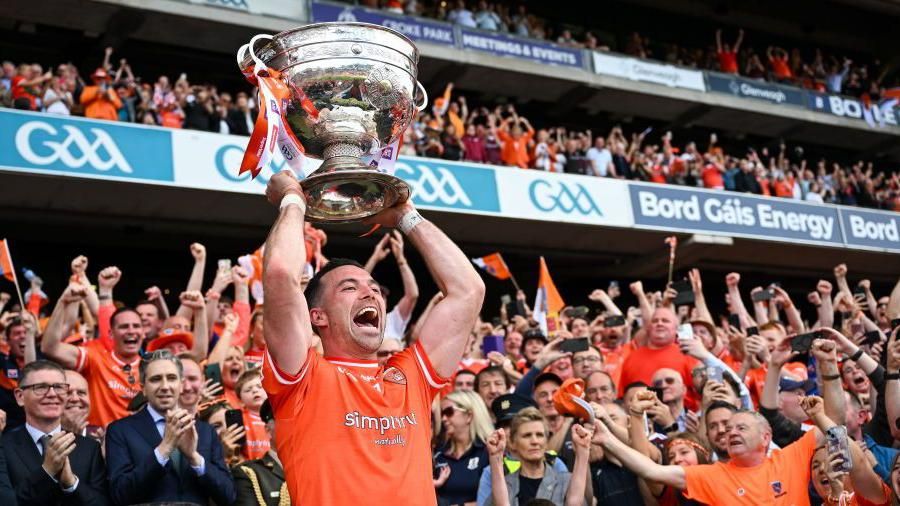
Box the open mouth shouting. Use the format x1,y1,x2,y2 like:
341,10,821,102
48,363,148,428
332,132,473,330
352,306,381,333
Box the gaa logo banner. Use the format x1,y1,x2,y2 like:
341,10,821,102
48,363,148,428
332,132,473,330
0,110,174,181
394,159,500,213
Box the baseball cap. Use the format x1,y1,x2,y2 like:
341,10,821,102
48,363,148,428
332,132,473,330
491,394,536,424
779,376,815,394
146,328,194,353
521,329,548,346
534,372,563,390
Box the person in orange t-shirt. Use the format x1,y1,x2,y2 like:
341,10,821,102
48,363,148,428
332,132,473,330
494,108,535,168
618,307,698,398
715,28,744,74
259,171,484,505
235,369,270,460
41,287,144,428
768,46,794,82
81,68,123,121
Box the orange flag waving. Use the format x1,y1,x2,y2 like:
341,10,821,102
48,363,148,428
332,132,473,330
0,240,14,283
534,256,565,334
471,253,512,280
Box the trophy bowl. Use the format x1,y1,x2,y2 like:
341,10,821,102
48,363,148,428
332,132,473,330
238,23,427,223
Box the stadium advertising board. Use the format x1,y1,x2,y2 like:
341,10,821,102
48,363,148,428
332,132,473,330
839,208,900,251
186,0,305,18
0,109,174,182
3,110,900,253
629,184,843,246
591,52,706,92
310,1,455,46
459,28,584,69
172,128,502,214
706,73,805,107
806,93,899,128
497,169,633,227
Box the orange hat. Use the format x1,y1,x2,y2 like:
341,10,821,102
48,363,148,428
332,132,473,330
91,68,110,81
552,378,594,422
146,328,194,353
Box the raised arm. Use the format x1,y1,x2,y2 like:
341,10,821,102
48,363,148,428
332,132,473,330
41,285,86,370
389,231,419,320
688,268,713,325
70,255,99,317
175,243,206,319
715,29,723,52
368,203,484,377
179,291,209,360
262,172,314,374
588,288,622,316
833,263,851,297
885,329,900,440
565,423,594,506
596,416,686,489
859,279,879,320
815,280,835,329
812,334,846,426
725,273,754,329
363,234,391,273
772,286,804,333
733,28,744,52
630,281,653,329
888,274,900,320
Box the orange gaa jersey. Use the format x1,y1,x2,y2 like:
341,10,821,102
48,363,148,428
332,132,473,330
75,340,141,427
263,340,447,505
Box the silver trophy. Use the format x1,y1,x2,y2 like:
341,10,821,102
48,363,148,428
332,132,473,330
237,23,427,223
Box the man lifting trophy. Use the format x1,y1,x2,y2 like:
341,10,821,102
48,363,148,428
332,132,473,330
238,23,485,504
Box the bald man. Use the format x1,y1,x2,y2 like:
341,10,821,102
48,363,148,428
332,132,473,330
618,307,698,397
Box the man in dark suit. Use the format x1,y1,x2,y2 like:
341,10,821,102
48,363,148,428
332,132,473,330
105,350,235,506
232,400,288,506
1,360,108,506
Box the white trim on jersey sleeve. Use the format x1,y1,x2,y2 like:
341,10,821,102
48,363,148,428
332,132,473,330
413,344,449,389
265,348,310,385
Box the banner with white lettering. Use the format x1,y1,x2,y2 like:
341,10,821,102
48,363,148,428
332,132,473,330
839,208,900,251
592,52,706,92
629,184,843,246
706,73,805,107
807,93,899,128
459,28,584,68
310,1,456,46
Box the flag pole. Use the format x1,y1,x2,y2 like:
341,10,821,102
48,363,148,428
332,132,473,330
665,237,677,286
2,240,25,311
498,255,521,292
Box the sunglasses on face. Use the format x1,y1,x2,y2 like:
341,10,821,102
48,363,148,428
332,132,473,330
653,377,678,387
441,405,466,418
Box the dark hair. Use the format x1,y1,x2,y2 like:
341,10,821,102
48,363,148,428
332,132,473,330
705,400,738,422
4,317,25,339
110,306,140,327
304,258,366,307
456,369,476,379
198,401,228,423
139,350,183,384
134,299,160,315
476,365,509,389
20,360,66,386
622,381,648,396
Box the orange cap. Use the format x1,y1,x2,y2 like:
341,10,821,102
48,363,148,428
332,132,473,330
552,378,594,422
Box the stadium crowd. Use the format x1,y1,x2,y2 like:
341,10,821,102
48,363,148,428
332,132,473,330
0,221,900,505
2,49,898,211
371,0,898,98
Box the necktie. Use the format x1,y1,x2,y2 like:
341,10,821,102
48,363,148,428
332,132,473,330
38,434,51,456
159,418,183,477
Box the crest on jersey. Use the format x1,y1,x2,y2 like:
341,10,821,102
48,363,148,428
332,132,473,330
383,366,407,385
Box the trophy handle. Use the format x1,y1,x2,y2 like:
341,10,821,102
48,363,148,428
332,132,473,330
414,80,428,112
238,34,274,76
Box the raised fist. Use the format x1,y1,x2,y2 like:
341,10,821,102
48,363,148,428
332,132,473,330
231,265,250,284
190,243,206,262
70,255,88,275
834,264,848,278
179,291,205,310
265,171,304,207
725,272,740,287
98,266,122,290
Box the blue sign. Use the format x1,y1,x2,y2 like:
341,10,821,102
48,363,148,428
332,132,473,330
0,110,174,181
629,184,842,245
840,208,900,251
706,73,805,107
459,28,583,68
394,159,500,213
311,1,455,46
807,93,899,127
